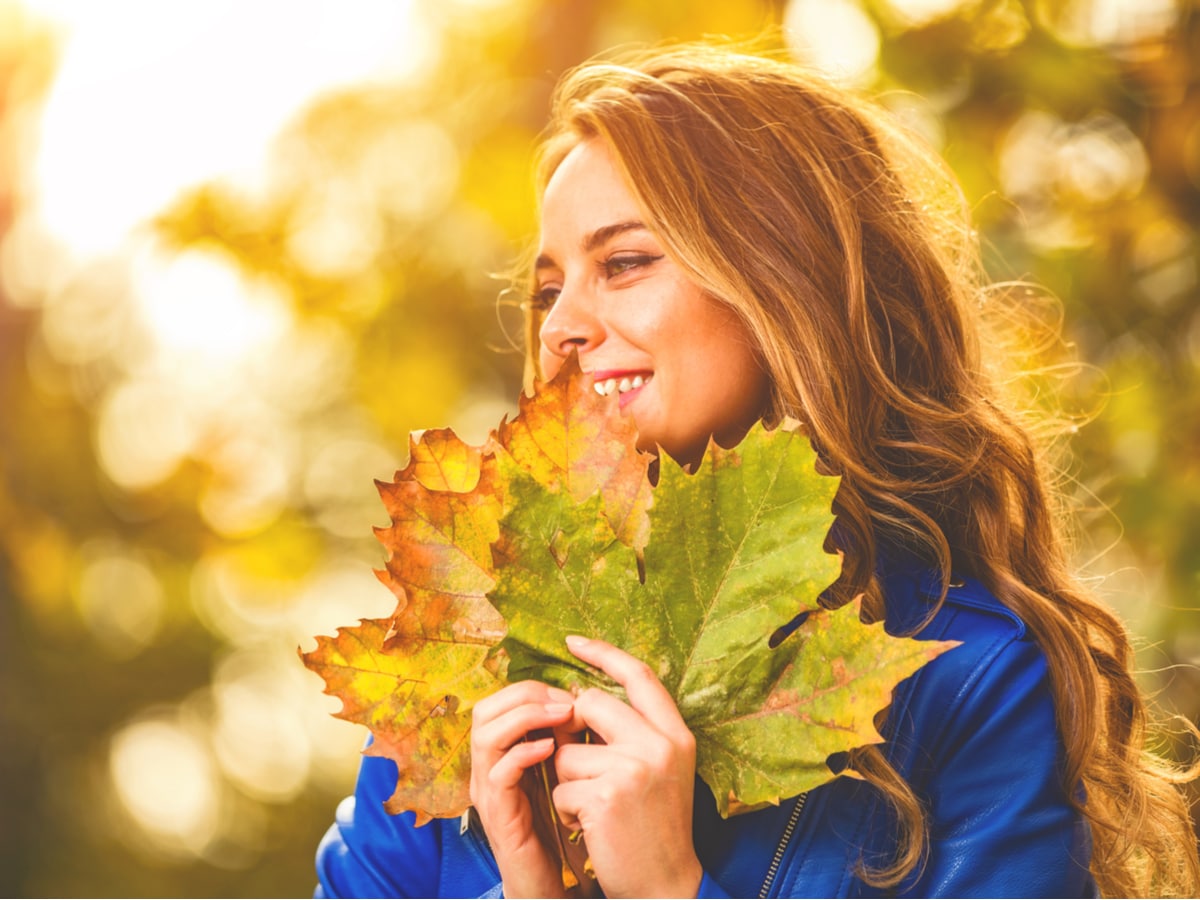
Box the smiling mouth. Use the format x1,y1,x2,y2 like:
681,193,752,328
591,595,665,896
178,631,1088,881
592,373,652,398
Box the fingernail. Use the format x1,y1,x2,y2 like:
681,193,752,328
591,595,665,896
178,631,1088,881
566,635,590,650
544,702,573,715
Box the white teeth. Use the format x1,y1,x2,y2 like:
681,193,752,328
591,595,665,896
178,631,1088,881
592,374,652,397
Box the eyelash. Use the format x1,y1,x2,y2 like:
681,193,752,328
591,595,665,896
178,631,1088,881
531,253,664,311
602,253,663,279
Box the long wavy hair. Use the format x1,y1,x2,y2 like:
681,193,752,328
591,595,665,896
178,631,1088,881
519,42,1199,896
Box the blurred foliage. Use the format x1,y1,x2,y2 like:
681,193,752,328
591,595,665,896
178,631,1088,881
1,0,1199,896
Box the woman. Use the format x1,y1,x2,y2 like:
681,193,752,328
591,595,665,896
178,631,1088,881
315,43,1199,897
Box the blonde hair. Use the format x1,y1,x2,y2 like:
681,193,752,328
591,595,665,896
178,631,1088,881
521,42,1199,896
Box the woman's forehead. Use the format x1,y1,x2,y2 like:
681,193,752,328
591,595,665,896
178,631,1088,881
538,141,644,243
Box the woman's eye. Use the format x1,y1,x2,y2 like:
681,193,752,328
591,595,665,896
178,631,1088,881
603,254,663,279
531,285,560,310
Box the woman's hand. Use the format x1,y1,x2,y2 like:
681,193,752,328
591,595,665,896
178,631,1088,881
552,636,704,899
469,680,577,898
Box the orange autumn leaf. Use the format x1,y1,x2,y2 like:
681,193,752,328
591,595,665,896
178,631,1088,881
374,451,504,645
397,426,487,493
302,617,507,824
498,353,652,552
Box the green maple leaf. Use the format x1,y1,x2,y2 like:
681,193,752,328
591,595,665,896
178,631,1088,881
492,422,958,815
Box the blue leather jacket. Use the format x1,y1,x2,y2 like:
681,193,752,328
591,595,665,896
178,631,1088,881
314,563,1097,897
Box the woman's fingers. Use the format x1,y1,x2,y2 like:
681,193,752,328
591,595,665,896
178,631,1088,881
485,736,557,788
468,681,575,899
468,682,574,843
486,642,701,897
472,701,574,753
565,635,692,742
547,686,702,899
552,741,613,781
566,635,675,713
561,684,660,747
473,680,575,724
471,682,576,757
553,694,693,793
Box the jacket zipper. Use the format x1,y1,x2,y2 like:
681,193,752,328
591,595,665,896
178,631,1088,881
462,809,502,882
758,793,807,898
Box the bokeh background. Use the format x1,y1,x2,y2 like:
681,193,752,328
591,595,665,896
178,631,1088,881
1,0,1198,896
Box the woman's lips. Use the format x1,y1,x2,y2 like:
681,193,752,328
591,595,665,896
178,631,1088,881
617,381,647,409
590,371,653,409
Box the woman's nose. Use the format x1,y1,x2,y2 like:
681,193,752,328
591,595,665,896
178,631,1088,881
537,284,605,359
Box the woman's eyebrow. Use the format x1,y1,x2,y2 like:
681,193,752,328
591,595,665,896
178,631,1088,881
535,220,648,273
582,220,646,252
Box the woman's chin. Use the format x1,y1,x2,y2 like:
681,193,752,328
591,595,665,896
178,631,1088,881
658,439,710,472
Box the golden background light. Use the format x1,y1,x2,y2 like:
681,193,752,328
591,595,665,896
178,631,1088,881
2,0,1199,895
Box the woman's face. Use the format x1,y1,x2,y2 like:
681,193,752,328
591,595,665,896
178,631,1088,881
535,139,769,465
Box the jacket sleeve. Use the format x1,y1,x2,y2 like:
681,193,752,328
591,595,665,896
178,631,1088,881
314,752,442,899
314,748,505,899
887,614,1095,898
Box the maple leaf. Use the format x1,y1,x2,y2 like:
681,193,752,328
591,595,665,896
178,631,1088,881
491,422,959,815
301,617,507,824
498,353,652,552
396,426,488,493
304,426,510,823
373,452,505,645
